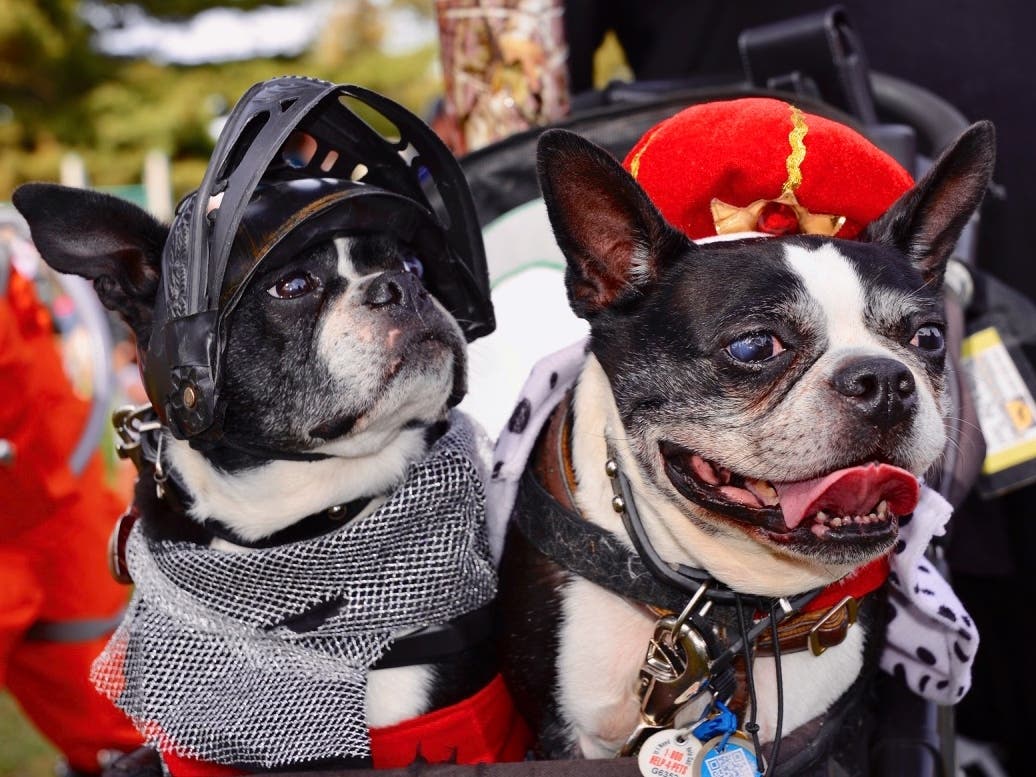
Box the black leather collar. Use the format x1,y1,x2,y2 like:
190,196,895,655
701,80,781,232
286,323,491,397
199,496,372,549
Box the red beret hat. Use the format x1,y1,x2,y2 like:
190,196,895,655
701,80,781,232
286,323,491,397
623,97,914,240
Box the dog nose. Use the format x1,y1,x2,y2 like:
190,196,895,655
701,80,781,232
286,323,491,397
363,271,429,311
832,356,917,430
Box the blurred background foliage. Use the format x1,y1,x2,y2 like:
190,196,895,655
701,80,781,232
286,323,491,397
0,0,443,202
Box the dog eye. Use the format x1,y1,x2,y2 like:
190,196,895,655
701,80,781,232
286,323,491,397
911,324,945,352
267,271,321,299
402,255,424,278
727,333,785,363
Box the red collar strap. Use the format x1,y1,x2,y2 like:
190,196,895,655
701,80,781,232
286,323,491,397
803,555,890,614
160,673,531,776
750,554,889,659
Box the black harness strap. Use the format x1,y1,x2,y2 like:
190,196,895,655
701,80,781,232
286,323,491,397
514,466,691,614
371,603,495,670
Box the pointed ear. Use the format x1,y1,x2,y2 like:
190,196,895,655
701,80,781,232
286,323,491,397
863,121,995,285
12,183,167,342
536,129,688,318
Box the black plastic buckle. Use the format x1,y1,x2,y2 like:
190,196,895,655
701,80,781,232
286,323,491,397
739,5,877,125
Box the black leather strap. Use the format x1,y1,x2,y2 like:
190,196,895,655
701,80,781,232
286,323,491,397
200,496,372,549
514,466,692,615
371,604,495,670
514,466,741,700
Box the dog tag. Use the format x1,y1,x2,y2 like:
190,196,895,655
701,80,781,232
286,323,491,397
692,734,762,777
638,728,703,777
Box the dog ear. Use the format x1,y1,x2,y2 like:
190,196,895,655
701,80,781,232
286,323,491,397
13,183,167,342
863,121,995,285
536,129,687,318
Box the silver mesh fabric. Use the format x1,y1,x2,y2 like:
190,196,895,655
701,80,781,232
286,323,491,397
92,412,496,768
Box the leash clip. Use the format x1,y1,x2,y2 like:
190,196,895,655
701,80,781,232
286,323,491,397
620,609,712,756
112,404,162,471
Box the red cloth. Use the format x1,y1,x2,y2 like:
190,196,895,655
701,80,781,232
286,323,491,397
623,97,914,240
370,672,531,768
161,673,531,775
0,267,142,772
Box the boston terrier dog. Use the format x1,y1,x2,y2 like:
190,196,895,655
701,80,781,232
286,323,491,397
10,80,521,773
497,115,994,774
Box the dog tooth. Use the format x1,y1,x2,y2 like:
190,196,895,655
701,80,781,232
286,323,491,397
876,500,889,518
831,517,843,528
745,478,780,506
816,510,829,524
811,523,829,538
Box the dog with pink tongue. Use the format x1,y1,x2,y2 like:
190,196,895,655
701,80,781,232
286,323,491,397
491,98,992,775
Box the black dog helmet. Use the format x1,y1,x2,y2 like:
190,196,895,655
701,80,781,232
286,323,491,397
143,77,494,444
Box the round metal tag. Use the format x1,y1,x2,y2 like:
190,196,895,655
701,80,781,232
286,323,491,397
637,728,703,777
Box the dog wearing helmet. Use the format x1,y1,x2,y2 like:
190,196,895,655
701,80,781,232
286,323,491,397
14,77,529,775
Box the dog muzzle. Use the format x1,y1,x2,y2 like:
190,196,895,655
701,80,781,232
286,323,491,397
140,77,495,445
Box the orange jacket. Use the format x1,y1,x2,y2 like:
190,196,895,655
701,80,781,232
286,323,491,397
0,264,141,772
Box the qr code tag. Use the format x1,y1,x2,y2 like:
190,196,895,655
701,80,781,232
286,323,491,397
692,734,761,777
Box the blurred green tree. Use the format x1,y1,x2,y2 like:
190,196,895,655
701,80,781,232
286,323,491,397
0,0,441,203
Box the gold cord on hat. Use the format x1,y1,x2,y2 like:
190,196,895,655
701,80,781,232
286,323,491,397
628,126,662,181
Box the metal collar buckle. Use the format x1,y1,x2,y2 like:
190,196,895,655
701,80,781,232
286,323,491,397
808,595,858,656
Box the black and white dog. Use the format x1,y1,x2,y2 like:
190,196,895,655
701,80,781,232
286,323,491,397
497,120,994,770
13,181,500,771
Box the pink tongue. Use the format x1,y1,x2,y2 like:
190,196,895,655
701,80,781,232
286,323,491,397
774,463,920,530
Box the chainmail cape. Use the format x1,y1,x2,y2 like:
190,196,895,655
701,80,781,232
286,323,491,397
92,411,497,768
